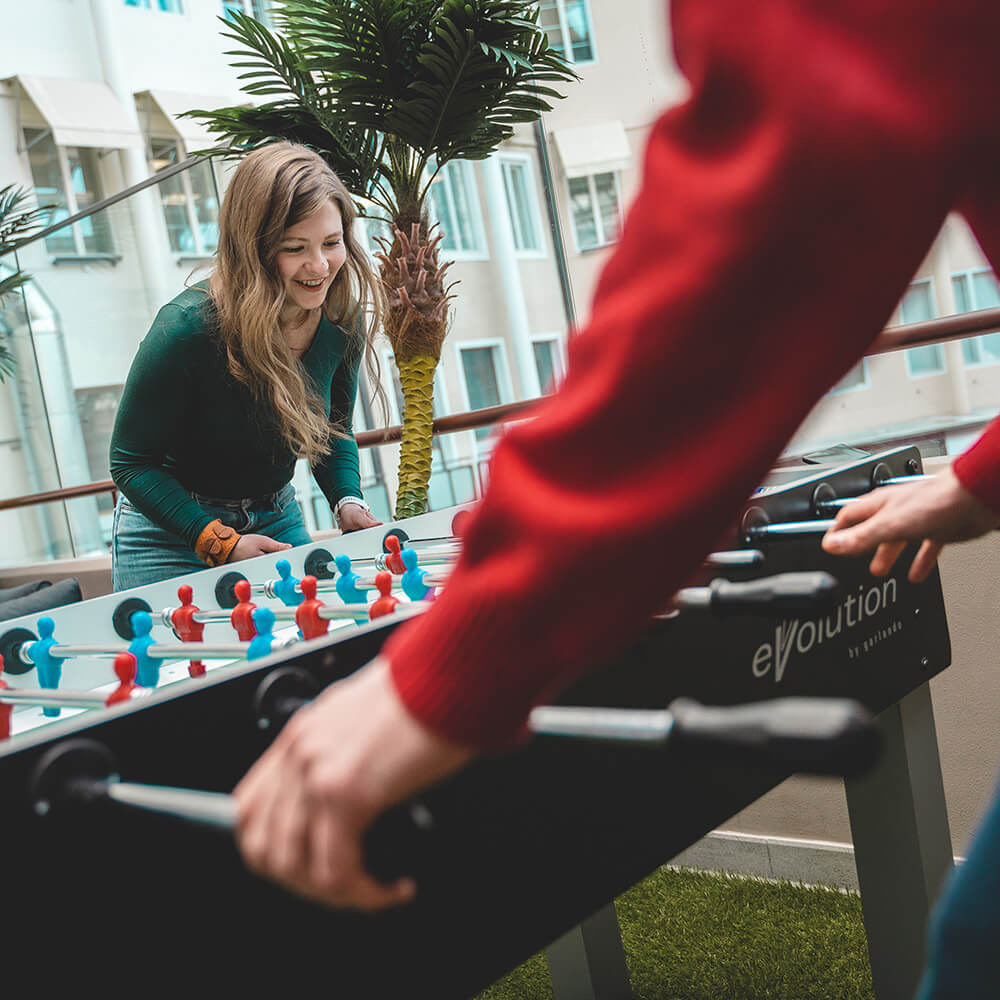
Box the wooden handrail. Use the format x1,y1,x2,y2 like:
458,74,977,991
2,305,999,514
0,398,541,512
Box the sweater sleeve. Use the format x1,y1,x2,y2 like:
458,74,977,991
311,345,363,507
382,0,988,749
952,420,1000,511
109,304,213,547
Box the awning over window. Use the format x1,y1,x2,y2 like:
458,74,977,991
10,75,144,150
138,90,234,152
552,121,631,179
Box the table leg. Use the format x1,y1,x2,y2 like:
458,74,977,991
546,901,632,1000
845,682,953,1000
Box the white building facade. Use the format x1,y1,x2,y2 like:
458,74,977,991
1,0,998,568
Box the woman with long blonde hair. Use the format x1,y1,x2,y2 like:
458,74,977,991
110,143,384,591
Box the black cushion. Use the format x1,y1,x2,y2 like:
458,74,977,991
0,578,83,623
0,579,51,604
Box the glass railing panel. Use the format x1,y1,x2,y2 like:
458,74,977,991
1,166,223,562
0,263,75,566
787,215,1000,462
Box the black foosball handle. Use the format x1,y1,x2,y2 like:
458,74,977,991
530,697,881,778
29,738,433,884
675,571,839,616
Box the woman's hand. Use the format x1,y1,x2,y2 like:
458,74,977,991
229,533,293,562
821,467,999,582
337,503,382,533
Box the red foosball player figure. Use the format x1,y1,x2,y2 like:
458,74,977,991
0,654,11,741
106,652,138,707
230,579,258,642
384,535,406,575
295,576,329,641
368,571,399,621
170,584,206,677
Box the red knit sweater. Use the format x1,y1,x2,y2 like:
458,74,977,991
387,0,1000,749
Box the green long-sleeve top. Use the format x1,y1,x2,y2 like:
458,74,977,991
109,284,363,548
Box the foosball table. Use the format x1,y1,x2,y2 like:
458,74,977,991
0,447,952,1000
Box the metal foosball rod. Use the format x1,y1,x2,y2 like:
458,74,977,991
161,604,378,629
812,473,936,516
703,549,765,567
29,738,433,882
0,687,138,710
249,667,878,777
28,694,879,851
15,639,294,665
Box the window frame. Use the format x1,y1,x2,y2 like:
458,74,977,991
22,127,118,262
952,267,1000,368
827,359,870,395
566,170,623,253
900,278,947,378
147,136,220,260
428,160,489,262
530,333,566,393
498,153,546,259
537,0,598,66
124,0,184,13
455,339,514,457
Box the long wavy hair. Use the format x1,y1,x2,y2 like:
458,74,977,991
209,143,385,464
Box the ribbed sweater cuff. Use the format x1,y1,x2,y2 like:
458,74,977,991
953,419,1000,514
385,598,543,751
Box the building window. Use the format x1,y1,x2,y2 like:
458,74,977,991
537,0,596,63
500,157,543,254
829,359,869,393
23,128,114,257
900,280,945,376
428,160,487,258
532,337,564,393
459,344,509,441
953,269,1000,366
567,171,621,252
148,139,220,256
124,0,183,11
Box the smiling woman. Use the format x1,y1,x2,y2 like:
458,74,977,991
108,143,386,591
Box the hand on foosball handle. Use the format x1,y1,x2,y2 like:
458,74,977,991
233,656,471,911
228,534,293,563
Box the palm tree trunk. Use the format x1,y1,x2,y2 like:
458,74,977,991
395,353,437,518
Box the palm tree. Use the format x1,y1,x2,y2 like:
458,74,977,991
187,0,577,518
0,185,51,380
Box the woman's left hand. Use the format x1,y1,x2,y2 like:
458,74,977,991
338,503,382,533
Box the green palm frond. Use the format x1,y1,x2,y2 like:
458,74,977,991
184,0,577,219
1,183,54,381
0,184,52,256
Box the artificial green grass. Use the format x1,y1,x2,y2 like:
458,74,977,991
477,867,874,1000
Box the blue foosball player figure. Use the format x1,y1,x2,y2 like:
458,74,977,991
401,547,435,602
27,616,69,717
272,559,304,607
334,554,370,622
128,611,159,688
247,607,277,661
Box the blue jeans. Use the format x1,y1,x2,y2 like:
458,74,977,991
112,483,312,592
917,767,1000,999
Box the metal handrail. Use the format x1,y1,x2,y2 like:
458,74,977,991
3,300,1000,514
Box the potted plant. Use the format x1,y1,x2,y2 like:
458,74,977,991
188,0,577,517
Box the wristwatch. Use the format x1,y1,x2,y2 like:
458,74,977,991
333,495,370,528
